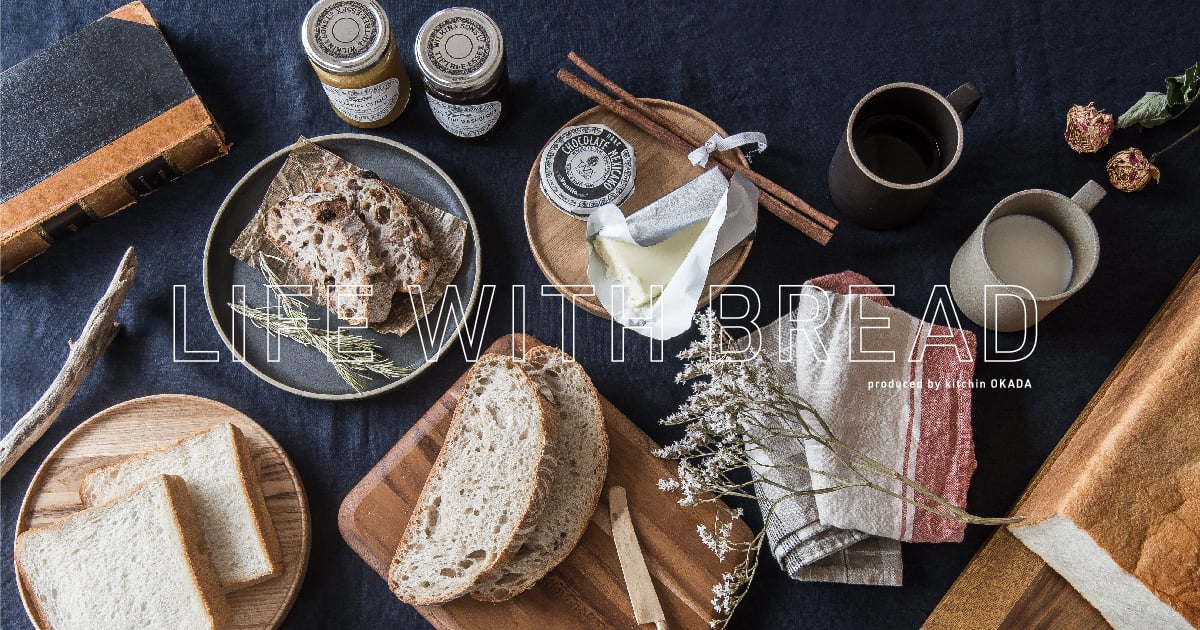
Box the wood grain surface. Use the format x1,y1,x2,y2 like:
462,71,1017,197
15,394,311,630
922,257,1200,630
339,334,754,630
524,99,753,320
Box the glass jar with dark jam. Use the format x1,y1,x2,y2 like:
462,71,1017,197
414,7,507,139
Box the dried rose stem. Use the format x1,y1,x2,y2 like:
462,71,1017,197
568,52,838,233
556,68,833,245
1150,122,1200,161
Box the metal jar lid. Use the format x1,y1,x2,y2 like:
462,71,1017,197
414,7,504,93
539,124,637,219
302,0,391,75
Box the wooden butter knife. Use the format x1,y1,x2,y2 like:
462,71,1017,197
609,486,669,630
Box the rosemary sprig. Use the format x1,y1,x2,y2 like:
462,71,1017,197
229,253,410,392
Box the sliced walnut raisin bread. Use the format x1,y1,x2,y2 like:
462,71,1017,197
471,346,609,601
315,170,434,293
388,354,559,605
263,191,393,324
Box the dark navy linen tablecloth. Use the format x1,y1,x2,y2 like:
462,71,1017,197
2,2,1197,628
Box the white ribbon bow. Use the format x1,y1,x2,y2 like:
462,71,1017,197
687,131,768,167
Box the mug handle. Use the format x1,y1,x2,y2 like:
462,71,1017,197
946,83,982,123
1071,180,1106,214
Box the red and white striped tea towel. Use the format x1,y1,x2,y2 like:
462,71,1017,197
797,271,977,543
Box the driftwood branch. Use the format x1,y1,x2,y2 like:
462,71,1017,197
0,247,137,477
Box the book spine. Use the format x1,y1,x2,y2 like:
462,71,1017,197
0,125,228,278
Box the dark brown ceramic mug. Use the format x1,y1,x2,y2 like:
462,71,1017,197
829,82,981,229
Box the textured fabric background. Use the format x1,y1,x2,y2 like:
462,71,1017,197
2,2,1197,629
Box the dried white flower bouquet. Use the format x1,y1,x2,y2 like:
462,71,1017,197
655,311,1019,628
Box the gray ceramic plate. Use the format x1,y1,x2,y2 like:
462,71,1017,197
203,134,481,400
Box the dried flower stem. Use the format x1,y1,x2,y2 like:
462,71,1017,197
1150,122,1200,161
655,311,1019,628
229,254,410,392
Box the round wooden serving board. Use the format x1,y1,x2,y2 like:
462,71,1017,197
525,98,753,319
16,394,311,630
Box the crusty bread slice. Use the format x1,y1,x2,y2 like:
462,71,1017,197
388,354,559,605
263,191,393,324
471,346,609,601
315,170,433,293
80,423,282,592
16,475,232,629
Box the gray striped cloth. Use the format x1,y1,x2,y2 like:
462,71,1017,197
742,311,903,586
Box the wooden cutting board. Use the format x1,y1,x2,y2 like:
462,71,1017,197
16,394,311,630
339,334,754,630
922,257,1200,630
524,99,753,320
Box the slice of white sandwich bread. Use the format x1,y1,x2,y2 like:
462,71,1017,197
1008,285,1200,630
15,474,232,629
389,353,559,604
80,423,282,591
471,346,609,601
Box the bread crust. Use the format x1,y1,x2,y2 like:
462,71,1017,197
78,423,283,592
470,345,609,601
387,353,559,605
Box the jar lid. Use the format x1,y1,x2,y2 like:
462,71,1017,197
414,7,504,93
539,124,636,219
302,0,391,75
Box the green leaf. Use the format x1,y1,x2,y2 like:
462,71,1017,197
1117,92,1174,128
1164,61,1199,106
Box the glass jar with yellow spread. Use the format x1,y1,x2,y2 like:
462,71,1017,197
302,0,411,128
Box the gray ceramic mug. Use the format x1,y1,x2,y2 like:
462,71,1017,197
829,82,981,229
949,181,1106,332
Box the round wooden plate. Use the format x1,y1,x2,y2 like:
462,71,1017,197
524,99,754,319
16,394,311,630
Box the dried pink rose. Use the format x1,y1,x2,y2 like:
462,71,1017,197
1106,148,1161,192
1064,103,1115,153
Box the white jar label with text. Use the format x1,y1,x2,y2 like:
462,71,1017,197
323,78,400,123
427,97,501,137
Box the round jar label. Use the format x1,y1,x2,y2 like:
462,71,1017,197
540,125,636,214
311,1,379,60
427,97,502,138
323,77,400,123
424,16,492,77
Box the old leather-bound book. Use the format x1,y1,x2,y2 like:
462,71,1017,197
0,1,228,277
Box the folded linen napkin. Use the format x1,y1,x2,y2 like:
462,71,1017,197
797,271,978,543
746,310,903,585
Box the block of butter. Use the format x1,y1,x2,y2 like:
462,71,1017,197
593,219,708,308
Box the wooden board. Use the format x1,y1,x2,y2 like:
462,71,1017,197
16,394,311,630
922,257,1200,630
524,98,753,319
339,334,754,630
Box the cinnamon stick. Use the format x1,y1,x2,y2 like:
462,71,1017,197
557,69,832,245
568,52,838,233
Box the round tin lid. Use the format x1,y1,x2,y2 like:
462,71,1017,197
539,124,636,218
414,7,504,92
302,0,391,75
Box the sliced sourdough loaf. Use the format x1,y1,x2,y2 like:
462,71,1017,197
263,191,393,324
388,354,558,605
80,423,282,592
1008,269,1200,630
16,475,231,629
471,346,609,601
315,170,434,293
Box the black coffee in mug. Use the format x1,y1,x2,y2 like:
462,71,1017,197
852,114,942,185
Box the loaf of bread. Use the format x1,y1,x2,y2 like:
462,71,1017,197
389,354,559,605
315,170,433,292
15,475,232,629
263,191,393,324
1009,267,1200,629
472,346,609,601
80,423,282,591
